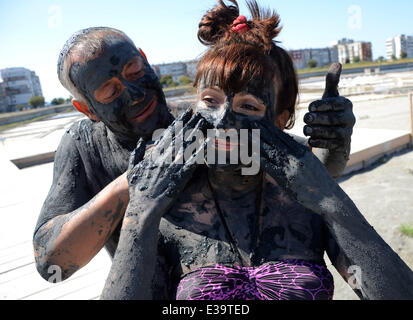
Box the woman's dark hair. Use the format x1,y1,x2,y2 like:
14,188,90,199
195,0,298,129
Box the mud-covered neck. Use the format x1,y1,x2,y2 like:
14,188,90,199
207,167,264,200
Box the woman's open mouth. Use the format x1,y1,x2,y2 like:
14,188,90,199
214,138,239,151
130,97,157,124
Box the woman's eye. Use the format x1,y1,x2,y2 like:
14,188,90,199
242,104,258,111
203,97,218,105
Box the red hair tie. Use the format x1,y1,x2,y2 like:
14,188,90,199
230,15,250,33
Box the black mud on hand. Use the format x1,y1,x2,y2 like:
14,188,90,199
322,62,342,99
128,138,147,171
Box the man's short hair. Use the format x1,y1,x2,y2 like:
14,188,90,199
57,27,135,102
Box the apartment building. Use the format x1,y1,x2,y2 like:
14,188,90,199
291,38,372,69
153,62,187,82
336,39,372,64
0,68,43,112
386,34,413,60
185,59,199,80
290,47,338,70
0,81,7,113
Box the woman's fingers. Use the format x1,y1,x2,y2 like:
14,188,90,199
250,120,308,158
176,116,208,165
176,107,194,124
154,107,194,148
128,138,147,171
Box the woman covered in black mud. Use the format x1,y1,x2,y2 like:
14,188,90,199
100,0,413,300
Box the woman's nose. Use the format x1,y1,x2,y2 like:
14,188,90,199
215,104,237,129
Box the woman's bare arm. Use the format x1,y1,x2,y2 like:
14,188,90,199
253,118,413,300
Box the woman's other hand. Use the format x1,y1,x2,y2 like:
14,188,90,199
127,108,208,216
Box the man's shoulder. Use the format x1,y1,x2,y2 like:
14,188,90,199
56,119,108,160
65,118,107,142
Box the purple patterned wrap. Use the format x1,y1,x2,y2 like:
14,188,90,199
176,260,334,300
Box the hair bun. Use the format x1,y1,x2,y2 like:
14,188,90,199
197,0,240,46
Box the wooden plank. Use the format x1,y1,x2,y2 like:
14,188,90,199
0,252,110,300
0,240,31,252
11,152,56,169
0,256,35,275
22,267,107,300
0,264,50,300
55,281,106,300
0,263,37,286
0,242,33,265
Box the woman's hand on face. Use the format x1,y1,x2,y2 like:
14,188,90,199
126,108,209,215
250,119,343,216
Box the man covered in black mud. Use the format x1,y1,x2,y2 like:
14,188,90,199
33,27,356,282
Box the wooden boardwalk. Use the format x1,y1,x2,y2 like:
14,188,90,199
0,161,111,300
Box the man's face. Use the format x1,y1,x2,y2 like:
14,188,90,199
69,35,171,141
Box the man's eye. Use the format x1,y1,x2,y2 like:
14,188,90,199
106,86,117,98
125,62,144,80
102,84,121,101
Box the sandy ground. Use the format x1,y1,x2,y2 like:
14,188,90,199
330,147,413,300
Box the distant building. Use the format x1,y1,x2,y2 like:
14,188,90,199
185,59,199,80
337,40,372,64
0,81,7,113
386,34,413,60
0,68,43,112
291,38,372,69
153,62,187,82
335,38,355,46
290,47,338,70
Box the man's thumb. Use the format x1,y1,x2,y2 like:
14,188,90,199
323,62,342,99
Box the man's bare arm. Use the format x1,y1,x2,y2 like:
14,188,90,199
33,173,129,281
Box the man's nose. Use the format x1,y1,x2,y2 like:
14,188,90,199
124,81,145,103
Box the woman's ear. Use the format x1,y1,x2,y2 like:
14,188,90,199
275,110,290,130
72,99,100,122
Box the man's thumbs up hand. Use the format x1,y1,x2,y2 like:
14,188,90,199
303,63,356,151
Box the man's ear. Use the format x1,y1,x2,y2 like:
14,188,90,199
72,99,100,122
138,48,148,62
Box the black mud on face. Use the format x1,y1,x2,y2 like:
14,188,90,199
69,36,173,144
